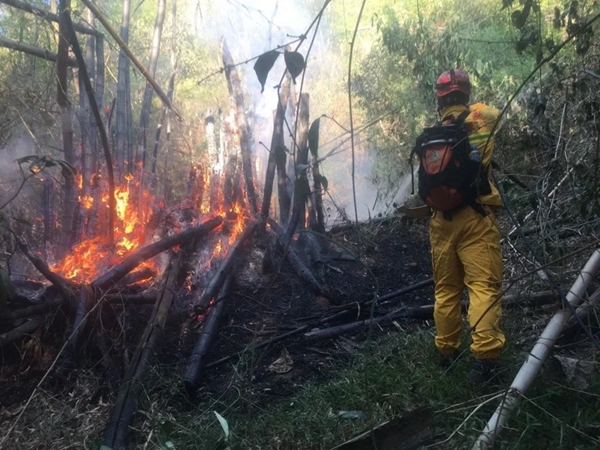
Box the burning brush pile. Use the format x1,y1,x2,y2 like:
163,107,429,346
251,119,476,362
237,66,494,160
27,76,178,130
0,42,434,449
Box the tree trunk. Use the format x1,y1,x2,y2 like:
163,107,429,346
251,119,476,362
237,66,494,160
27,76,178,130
221,39,258,214
138,0,166,173
57,0,76,259
206,112,221,210
261,74,291,221
115,0,131,176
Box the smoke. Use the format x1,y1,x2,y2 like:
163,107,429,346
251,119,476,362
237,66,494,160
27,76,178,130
0,138,39,207
187,1,388,224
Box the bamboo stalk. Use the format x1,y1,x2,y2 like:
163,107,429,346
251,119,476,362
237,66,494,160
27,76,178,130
261,74,292,221
184,277,232,394
193,221,258,313
0,316,44,347
64,10,116,245
473,249,600,450
92,216,222,291
0,35,77,66
79,0,182,120
0,0,99,35
101,253,182,450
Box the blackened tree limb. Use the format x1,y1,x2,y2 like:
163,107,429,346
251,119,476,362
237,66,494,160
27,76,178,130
79,0,182,120
204,325,310,370
184,277,232,394
0,35,77,66
92,216,222,291
64,10,116,245
102,253,181,450
221,38,258,214
193,221,259,313
14,236,74,298
0,316,44,347
261,73,292,221
0,0,100,36
268,219,329,298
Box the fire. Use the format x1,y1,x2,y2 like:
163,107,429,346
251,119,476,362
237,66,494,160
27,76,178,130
52,174,158,281
81,196,94,209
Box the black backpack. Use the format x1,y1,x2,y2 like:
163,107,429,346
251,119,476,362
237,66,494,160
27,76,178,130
410,110,491,217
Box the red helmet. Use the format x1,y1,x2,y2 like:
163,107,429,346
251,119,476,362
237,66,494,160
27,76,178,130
435,69,471,97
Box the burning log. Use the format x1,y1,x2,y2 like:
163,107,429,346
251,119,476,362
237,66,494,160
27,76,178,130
221,39,258,214
193,221,259,313
184,276,232,395
92,216,223,291
101,252,182,450
56,217,222,377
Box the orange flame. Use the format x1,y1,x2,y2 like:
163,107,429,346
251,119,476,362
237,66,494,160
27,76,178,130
52,174,158,281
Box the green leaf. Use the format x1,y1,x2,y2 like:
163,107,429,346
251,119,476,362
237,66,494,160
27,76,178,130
214,411,229,439
284,51,305,83
253,50,280,93
500,0,514,11
308,118,320,157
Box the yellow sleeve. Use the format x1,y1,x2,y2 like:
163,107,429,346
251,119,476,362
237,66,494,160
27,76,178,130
466,103,500,167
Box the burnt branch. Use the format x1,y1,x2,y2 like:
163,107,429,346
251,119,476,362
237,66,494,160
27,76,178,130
92,216,223,291
193,221,259,313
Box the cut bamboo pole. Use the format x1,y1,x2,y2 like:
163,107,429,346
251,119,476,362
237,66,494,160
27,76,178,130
472,248,600,450
192,221,258,313
184,276,232,395
101,253,182,450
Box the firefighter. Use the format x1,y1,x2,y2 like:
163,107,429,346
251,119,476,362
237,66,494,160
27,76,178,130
431,69,505,383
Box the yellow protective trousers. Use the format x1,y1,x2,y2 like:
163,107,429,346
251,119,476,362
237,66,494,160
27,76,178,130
429,205,505,360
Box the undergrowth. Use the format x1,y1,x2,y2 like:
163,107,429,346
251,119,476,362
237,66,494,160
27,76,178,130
162,314,600,450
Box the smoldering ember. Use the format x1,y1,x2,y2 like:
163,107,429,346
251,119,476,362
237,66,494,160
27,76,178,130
2,1,600,450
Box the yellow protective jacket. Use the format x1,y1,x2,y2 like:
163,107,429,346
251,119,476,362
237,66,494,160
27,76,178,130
431,102,505,360
440,103,503,209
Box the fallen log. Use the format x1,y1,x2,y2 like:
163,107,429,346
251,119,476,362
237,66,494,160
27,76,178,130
0,316,44,347
204,325,311,371
193,221,258,313
101,252,182,450
304,308,408,341
93,216,222,290
184,277,232,395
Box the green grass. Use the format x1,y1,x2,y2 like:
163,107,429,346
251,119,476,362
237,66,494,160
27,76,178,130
148,321,600,450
